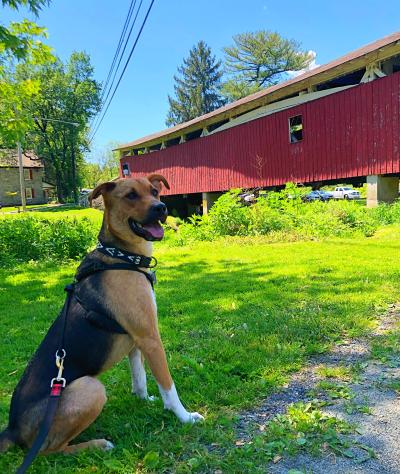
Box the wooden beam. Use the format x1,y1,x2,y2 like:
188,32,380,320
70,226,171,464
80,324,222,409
360,61,387,83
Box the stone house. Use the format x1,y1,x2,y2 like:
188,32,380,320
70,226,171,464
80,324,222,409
0,149,54,206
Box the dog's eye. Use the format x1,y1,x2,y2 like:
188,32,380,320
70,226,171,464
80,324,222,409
126,191,138,200
151,188,158,197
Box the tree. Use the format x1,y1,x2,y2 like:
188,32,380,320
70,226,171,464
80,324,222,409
0,20,54,147
221,79,262,103
1,0,50,59
82,142,120,188
24,52,101,202
222,31,313,101
166,41,225,126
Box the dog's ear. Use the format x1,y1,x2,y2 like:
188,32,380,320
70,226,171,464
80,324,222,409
147,174,170,191
89,182,116,206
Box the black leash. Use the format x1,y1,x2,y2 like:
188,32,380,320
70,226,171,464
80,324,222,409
15,244,157,473
16,284,74,474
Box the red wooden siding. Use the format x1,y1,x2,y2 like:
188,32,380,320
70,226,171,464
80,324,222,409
121,72,400,196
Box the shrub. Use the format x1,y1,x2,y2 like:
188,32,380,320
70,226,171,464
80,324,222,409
372,200,400,225
0,212,101,265
207,189,251,236
249,198,292,234
168,184,396,246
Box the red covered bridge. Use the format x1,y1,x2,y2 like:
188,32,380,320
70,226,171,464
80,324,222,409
117,32,400,213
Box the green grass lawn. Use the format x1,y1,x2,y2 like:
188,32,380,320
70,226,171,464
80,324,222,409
0,227,399,472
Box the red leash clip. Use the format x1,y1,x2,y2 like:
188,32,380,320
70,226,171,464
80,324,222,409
50,349,66,396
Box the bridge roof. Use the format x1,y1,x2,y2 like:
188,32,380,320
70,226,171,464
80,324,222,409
117,31,400,151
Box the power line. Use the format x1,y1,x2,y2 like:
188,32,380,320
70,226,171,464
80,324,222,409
90,0,137,135
90,0,143,141
89,0,155,143
100,0,136,104
100,0,143,108
90,0,143,136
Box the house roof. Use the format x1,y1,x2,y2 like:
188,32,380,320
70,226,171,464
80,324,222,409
117,30,400,151
0,149,44,168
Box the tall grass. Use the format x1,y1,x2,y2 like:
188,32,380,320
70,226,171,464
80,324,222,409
0,210,102,265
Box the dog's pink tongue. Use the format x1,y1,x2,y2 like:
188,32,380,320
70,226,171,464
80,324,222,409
143,222,164,239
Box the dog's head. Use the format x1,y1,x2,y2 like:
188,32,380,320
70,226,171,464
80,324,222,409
90,174,170,243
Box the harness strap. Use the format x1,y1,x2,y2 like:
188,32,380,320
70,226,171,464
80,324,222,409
75,262,156,288
74,295,128,334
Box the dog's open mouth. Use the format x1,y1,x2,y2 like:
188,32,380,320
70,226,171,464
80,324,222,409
129,218,165,241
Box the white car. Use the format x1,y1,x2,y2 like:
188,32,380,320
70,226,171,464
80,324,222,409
332,187,361,200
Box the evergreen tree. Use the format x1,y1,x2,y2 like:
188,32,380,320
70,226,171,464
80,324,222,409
222,31,313,101
166,41,225,127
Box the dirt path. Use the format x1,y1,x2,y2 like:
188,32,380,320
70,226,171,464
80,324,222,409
237,304,400,473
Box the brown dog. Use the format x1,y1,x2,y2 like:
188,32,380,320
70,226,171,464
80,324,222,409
0,174,203,456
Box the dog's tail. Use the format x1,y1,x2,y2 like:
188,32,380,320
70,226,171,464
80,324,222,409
0,428,15,453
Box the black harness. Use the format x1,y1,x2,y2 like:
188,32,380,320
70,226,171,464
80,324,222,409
16,242,157,474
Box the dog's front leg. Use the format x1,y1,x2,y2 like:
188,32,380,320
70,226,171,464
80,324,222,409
137,335,204,423
128,348,155,401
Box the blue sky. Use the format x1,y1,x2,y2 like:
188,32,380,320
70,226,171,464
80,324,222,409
2,0,400,160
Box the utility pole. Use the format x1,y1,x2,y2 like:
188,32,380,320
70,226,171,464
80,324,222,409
17,142,27,212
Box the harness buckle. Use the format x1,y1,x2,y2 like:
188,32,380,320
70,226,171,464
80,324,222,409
55,349,66,361
149,256,158,268
50,377,66,388
54,350,66,384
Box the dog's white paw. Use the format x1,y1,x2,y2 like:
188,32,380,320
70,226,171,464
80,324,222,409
187,412,205,424
104,440,115,451
133,391,157,402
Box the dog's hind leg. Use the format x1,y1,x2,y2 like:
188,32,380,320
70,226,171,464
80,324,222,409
128,348,155,401
39,376,111,454
0,429,15,453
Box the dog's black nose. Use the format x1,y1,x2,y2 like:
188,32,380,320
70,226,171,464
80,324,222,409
152,202,167,218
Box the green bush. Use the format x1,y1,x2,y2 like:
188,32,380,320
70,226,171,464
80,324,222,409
208,189,251,236
0,212,101,265
166,184,399,246
372,200,400,225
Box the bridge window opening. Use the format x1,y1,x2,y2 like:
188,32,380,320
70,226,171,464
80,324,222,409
122,163,130,177
289,115,303,143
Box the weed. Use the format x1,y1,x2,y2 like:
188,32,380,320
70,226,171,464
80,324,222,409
311,381,355,400
316,365,354,381
371,326,400,367
248,402,355,460
343,401,372,415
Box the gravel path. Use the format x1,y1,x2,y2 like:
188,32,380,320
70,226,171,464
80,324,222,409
237,304,400,473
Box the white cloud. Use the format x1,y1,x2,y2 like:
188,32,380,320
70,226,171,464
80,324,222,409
288,50,320,78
